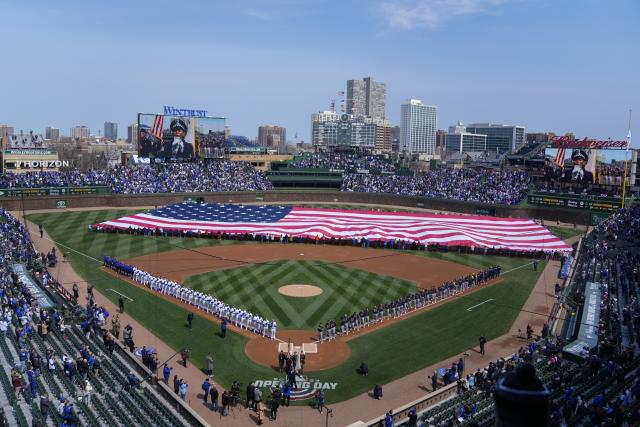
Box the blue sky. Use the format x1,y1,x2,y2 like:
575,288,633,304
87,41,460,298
1,0,638,144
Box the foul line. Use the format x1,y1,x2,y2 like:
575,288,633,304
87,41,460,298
106,289,134,302
41,236,102,264
501,261,534,275
466,299,495,311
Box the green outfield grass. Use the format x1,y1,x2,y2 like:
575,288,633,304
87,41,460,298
29,209,545,404
184,260,417,329
546,225,585,240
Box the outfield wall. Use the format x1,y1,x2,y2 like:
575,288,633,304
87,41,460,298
0,191,593,224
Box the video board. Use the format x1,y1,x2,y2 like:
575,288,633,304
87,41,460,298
543,146,632,197
137,114,225,159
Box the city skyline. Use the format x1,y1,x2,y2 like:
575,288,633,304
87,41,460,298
0,0,638,145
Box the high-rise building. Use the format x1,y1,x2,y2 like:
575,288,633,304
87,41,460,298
436,129,447,154
104,122,118,141
375,123,391,152
0,125,14,138
127,123,139,145
445,131,487,153
444,122,487,153
400,99,437,154
258,125,286,148
70,126,90,140
45,126,60,141
310,111,389,150
390,126,401,152
346,77,386,120
346,79,366,117
465,123,525,152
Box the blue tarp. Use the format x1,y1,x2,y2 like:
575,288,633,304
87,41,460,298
11,264,56,309
560,256,574,279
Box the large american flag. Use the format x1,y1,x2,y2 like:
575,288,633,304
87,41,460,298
95,203,571,252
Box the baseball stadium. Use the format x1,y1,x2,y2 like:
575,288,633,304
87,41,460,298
0,124,638,427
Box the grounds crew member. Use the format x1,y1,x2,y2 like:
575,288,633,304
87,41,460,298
111,314,120,339
72,283,79,304
205,352,214,377
187,312,194,329
479,335,487,355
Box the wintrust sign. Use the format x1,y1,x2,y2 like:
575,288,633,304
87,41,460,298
163,106,208,118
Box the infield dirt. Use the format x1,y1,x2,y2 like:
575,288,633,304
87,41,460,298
125,243,475,289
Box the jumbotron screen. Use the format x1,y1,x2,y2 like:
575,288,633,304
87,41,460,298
137,114,226,159
542,146,634,197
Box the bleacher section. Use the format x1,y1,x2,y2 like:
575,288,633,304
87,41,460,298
225,135,260,149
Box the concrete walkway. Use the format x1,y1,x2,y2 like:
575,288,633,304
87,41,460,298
18,209,565,427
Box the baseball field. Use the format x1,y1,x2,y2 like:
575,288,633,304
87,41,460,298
29,208,546,404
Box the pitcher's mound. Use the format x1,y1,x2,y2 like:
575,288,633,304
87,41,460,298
278,284,323,297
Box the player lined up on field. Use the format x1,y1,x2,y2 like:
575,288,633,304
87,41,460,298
103,256,277,339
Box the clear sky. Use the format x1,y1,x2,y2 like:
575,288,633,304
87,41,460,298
1,0,638,144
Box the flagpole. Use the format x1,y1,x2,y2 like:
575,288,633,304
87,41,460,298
621,109,632,208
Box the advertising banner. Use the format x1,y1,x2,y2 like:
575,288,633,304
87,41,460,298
0,186,110,198
527,193,622,212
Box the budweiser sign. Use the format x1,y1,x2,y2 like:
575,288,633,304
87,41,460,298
551,137,628,149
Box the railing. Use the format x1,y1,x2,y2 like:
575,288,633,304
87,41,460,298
347,382,458,427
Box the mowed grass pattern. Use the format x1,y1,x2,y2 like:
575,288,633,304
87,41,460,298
185,260,416,329
38,209,246,260
28,209,545,403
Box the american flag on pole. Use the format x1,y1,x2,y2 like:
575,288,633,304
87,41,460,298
95,203,571,253
151,115,164,139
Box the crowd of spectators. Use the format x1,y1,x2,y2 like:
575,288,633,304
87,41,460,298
0,170,109,189
291,152,396,173
410,335,640,426
0,209,194,426
342,168,530,205
0,160,273,193
0,208,87,425
393,206,640,426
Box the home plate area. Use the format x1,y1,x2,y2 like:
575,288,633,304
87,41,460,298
278,342,318,354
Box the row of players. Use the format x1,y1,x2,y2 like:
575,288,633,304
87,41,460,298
317,265,502,342
104,256,278,339
104,255,500,343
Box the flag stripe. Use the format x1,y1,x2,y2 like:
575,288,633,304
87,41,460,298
152,115,163,139
95,203,572,252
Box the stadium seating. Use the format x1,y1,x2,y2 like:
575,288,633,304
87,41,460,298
0,209,200,426
342,168,530,205
290,152,397,173
225,135,260,149
390,206,640,427
0,161,273,193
